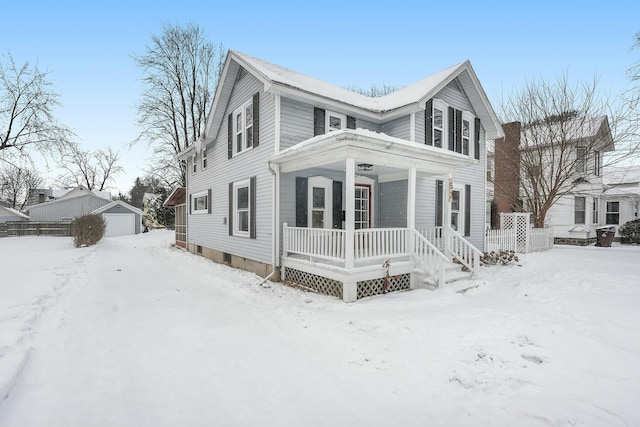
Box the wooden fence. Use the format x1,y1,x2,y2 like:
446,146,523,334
0,221,74,238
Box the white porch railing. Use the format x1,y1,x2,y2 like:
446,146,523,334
283,224,482,285
411,230,448,285
283,225,345,262
354,228,409,260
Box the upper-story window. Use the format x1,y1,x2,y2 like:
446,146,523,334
234,100,253,155
192,153,197,174
202,147,207,170
593,150,601,176
576,147,587,174
326,111,347,132
427,99,477,158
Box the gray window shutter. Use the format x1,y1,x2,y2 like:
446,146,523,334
250,176,256,239
332,181,343,229
465,184,471,236
189,193,193,215
436,180,443,227
253,92,260,148
455,109,463,153
296,177,308,227
425,99,433,146
448,107,455,151
228,182,233,235
207,188,212,214
227,113,233,159
314,108,325,136
347,116,356,129
474,117,481,160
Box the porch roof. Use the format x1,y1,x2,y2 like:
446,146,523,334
269,129,477,176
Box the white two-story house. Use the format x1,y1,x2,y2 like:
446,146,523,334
178,50,503,301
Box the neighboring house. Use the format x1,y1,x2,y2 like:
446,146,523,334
27,187,111,205
0,206,29,223
25,186,142,237
178,50,504,301
163,187,187,248
602,165,640,227
491,117,615,244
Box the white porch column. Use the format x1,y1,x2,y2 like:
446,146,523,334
444,173,453,258
407,167,416,229
345,157,355,270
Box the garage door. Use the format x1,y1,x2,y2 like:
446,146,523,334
103,213,135,237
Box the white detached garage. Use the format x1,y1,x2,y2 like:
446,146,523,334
91,201,144,237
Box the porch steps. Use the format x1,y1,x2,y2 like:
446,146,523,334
416,262,474,289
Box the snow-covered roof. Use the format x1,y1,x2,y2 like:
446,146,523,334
26,186,111,210
521,115,613,151
91,200,144,216
236,50,465,113
0,206,29,219
604,165,640,185
189,50,504,159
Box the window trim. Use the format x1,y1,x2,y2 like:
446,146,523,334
192,190,209,215
308,176,333,229
576,147,587,174
232,99,254,157
233,179,251,237
325,110,347,133
574,196,586,224
606,201,620,225
432,99,448,148
202,147,207,170
462,111,474,157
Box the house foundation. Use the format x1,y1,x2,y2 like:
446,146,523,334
187,243,280,281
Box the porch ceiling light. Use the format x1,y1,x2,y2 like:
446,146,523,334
358,163,373,171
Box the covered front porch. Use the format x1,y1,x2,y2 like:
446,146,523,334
270,129,482,302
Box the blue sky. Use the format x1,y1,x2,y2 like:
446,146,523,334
3,0,639,194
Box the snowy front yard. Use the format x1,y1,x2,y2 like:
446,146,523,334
0,231,639,426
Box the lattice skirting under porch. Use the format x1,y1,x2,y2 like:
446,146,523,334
357,274,411,299
285,269,343,299
285,268,410,300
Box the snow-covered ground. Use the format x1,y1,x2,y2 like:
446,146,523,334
0,231,639,427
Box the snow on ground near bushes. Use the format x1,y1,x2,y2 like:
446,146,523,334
0,231,639,426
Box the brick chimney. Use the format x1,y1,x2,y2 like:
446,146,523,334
494,122,521,223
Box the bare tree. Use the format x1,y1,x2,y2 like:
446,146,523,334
132,23,224,187
349,83,399,97
58,143,123,191
496,73,640,227
0,53,71,165
0,164,44,210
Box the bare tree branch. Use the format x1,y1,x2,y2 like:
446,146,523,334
131,24,223,186
0,163,45,210
57,143,123,191
0,52,72,166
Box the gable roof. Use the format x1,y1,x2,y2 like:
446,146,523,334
163,187,186,207
521,115,614,151
200,50,504,150
91,200,144,216
26,186,111,210
0,206,29,219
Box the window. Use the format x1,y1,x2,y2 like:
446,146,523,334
234,180,250,236
592,198,599,224
462,112,474,156
451,190,461,231
202,147,207,169
593,151,601,176
233,100,253,156
326,111,347,132
192,153,197,174
308,176,333,229
192,190,209,214
576,147,587,174
487,157,494,182
606,201,619,225
433,106,444,148
574,197,586,224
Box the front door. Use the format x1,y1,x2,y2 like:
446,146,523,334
355,184,371,229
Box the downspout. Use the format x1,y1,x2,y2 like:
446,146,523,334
265,160,279,287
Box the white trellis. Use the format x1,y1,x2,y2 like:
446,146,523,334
485,213,554,253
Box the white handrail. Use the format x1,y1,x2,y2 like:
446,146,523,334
445,227,482,275
411,229,448,286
